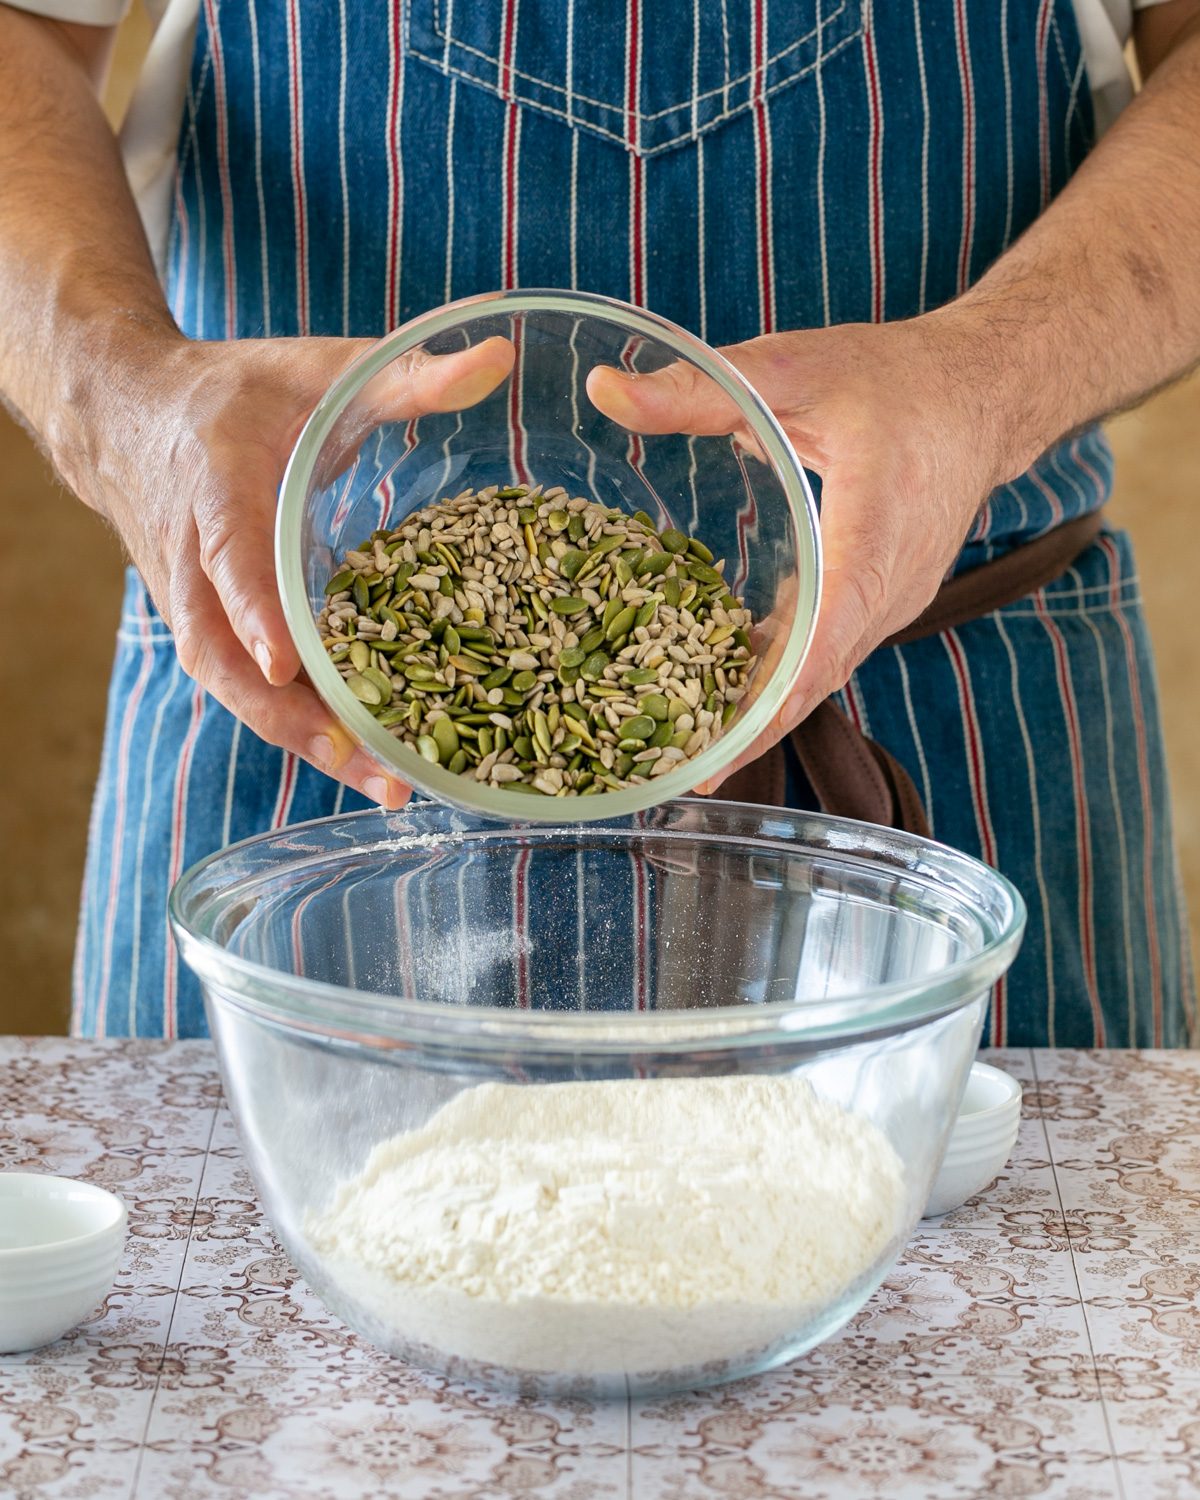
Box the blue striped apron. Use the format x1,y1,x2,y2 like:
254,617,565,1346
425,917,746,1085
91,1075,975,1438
74,0,1195,1047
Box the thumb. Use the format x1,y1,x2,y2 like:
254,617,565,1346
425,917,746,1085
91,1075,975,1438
586,333,817,440
311,335,516,487
586,357,742,436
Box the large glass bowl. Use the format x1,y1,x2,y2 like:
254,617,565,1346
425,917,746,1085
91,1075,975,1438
275,290,820,819
170,801,1024,1398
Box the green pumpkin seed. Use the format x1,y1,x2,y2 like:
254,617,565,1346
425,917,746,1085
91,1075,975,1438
660,528,689,554
686,537,715,563
581,650,609,682
632,509,657,530
622,667,658,686
622,715,657,742
447,655,487,675
635,600,658,629
551,595,589,615
346,673,383,706
352,574,370,611
513,735,534,760
559,646,587,669
567,513,586,542
580,627,606,654
558,549,589,580
638,551,674,578
447,748,468,774
547,509,569,531
431,716,459,761
349,640,371,672
640,693,670,722
558,663,582,687
363,666,393,700
531,709,553,756
481,667,512,690
604,606,636,642
415,735,440,763
649,721,674,749
512,670,538,693
324,568,354,595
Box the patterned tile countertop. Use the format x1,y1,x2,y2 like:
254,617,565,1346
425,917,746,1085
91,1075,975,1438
2,1040,1199,1500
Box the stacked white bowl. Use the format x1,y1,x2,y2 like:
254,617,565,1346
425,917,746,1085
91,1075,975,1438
924,1062,1023,1218
0,1174,127,1353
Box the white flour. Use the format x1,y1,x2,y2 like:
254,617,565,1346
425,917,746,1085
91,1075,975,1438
306,1074,906,1381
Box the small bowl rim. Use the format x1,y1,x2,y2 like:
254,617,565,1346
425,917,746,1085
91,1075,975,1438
275,287,822,824
0,1174,127,1260
955,1062,1023,1128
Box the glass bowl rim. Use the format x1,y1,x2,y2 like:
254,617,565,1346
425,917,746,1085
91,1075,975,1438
274,288,822,824
168,800,1026,1057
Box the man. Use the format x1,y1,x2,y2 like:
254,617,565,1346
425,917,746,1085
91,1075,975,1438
0,0,1196,1042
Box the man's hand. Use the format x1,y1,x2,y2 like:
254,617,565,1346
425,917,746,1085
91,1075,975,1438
587,315,1017,788
590,7,1200,792
50,331,513,806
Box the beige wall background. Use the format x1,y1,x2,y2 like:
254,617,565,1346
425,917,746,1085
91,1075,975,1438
1,15,1197,1035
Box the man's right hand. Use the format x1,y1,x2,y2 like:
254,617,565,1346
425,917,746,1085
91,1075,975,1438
49,331,514,806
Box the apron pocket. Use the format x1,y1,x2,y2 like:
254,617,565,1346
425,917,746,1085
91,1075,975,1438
405,0,864,156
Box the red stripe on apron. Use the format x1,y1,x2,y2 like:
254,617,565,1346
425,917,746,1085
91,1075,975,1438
1034,594,1106,1045
945,626,1004,1041
286,0,309,334
752,0,775,332
163,681,206,1041
203,0,237,337
953,0,975,295
95,593,158,1036
1098,534,1163,1045
385,0,403,328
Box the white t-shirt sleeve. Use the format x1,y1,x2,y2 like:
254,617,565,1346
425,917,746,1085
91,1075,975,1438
1,0,130,23
1073,0,1178,135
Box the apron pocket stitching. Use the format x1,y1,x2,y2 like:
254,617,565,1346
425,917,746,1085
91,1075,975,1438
409,14,863,156
421,0,853,123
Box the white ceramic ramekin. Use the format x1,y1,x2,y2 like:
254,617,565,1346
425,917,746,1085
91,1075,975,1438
923,1062,1022,1218
0,1174,127,1352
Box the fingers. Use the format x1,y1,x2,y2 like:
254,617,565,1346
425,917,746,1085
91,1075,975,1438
193,447,300,688
170,550,411,808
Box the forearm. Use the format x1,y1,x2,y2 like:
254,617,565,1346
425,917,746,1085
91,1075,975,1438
935,18,1200,481
0,8,181,493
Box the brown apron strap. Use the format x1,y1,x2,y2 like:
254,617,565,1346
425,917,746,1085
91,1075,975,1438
726,511,1106,834
885,511,1104,647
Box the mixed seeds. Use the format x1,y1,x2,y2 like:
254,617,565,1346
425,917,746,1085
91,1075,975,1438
315,483,756,797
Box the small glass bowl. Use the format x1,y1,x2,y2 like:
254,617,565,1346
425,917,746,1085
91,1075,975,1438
276,290,820,820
